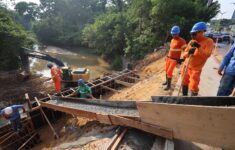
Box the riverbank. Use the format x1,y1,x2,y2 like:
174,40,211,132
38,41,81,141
0,71,54,108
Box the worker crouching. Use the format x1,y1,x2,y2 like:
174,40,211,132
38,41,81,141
181,22,214,96
163,26,186,90
0,105,25,132
73,79,95,99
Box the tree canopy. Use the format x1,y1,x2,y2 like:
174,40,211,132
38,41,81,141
0,7,36,70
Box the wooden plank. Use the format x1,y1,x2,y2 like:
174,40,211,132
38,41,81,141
108,128,127,150
0,132,13,142
164,139,174,150
96,114,112,124
126,76,140,81
109,115,173,139
114,80,134,87
17,132,37,150
0,132,16,145
137,102,235,149
101,85,120,93
25,93,32,110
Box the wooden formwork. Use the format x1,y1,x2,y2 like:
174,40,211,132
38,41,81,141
0,118,40,150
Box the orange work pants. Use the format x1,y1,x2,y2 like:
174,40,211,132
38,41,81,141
53,78,61,93
181,64,202,93
165,58,177,78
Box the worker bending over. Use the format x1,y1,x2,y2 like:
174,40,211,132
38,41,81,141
181,22,214,96
0,105,25,132
163,26,186,90
217,43,235,96
47,63,62,94
73,79,95,99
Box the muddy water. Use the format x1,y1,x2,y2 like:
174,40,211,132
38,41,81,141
30,46,110,79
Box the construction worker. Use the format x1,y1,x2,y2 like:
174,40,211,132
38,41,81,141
181,22,214,96
47,63,62,94
217,44,235,96
163,26,186,90
0,105,25,132
73,79,95,99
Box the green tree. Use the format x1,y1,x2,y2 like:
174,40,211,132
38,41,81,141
34,0,106,46
0,9,35,70
15,2,39,30
82,0,220,69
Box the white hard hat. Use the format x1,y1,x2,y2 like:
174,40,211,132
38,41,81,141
4,107,13,115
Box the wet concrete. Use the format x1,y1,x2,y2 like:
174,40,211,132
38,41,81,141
47,99,139,117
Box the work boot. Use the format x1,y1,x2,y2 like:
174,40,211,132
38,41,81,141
162,74,168,85
191,92,198,96
164,78,171,91
182,86,188,96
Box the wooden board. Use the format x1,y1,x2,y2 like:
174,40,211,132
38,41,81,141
108,115,173,139
137,102,235,149
114,80,134,87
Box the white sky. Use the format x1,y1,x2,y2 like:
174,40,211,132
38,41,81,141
8,0,235,19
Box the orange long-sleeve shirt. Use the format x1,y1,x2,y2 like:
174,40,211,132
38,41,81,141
183,38,214,70
168,37,187,59
51,66,62,80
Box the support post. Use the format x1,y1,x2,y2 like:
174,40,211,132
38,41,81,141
34,97,59,139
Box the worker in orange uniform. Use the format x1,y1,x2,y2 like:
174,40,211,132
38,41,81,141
162,26,187,90
181,22,214,96
47,63,62,94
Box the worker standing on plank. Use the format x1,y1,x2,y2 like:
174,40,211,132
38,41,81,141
0,105,25,132
73,79,95,99
181,22,214,96
162,26,187,90
47,63,62,94
217,43,235,96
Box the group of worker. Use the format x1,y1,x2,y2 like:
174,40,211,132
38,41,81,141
0,64,94,133
46,63,94,98
163,21,235,96
1,21,235,133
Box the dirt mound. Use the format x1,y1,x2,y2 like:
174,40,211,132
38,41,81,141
107,50,180,101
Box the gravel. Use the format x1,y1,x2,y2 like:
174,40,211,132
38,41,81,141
47,99,139,117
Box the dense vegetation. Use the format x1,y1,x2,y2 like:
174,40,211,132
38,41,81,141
0,2,36,71
0,0,220,70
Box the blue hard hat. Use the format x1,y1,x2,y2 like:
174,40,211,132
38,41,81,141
171,26,180,35
78,79,85,84
47,63,53,69
190,22,207,33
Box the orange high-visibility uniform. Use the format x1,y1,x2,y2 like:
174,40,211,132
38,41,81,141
165,37,186,78
181,38,214,93
51,66,62,93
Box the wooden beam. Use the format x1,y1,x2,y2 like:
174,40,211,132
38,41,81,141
17,132,37,150
137,102,235,149
0,132,16,145
126,76,140,81
41,100,172,139
164,139,174,150
101,85,120,93
35,97,59,139
108,115,173,139
114,80,134,87
108,128,127,150
25,93,32,110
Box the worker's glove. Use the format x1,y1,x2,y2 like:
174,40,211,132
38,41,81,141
188,47,196,55
177,59,185,65
190,42,201,48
